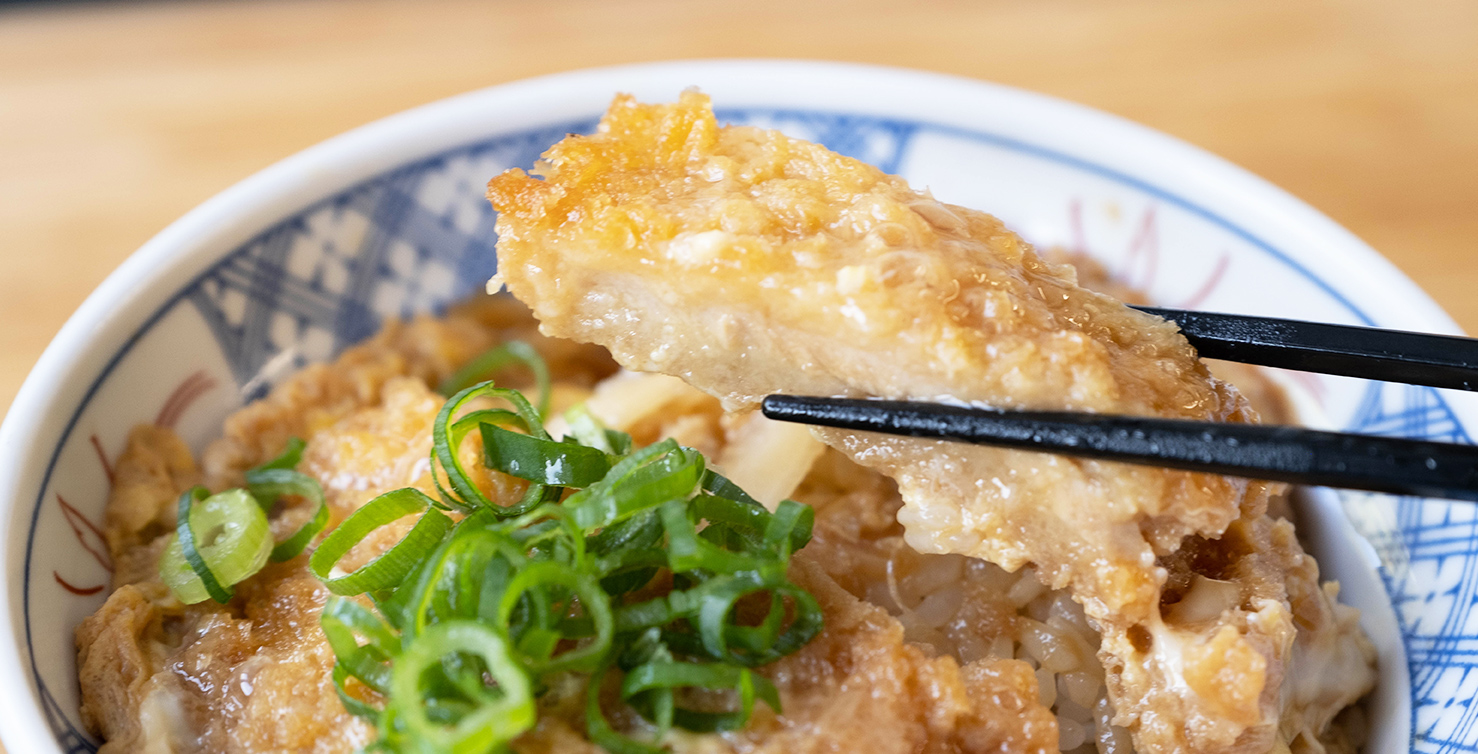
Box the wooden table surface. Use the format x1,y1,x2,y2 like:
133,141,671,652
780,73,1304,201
4,0,1478,420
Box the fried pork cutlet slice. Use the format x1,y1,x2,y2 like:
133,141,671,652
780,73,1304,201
485,92,1375,753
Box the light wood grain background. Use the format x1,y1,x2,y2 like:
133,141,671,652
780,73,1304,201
4,0,1478,420
1,0,1477,747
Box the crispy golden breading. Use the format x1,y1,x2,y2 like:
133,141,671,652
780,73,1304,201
485,93,1374,753
486,91,1265,608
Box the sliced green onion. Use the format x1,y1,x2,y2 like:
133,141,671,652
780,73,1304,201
497,560,613,674
502,503,588,565
621,661,781,732
481,423,611,486
690,490,813,556
562,440,704,531
564,404,634,456
386,620,534,753
659,499,769,575
332,663,384,722
586,662,664,754
611,568,776,634
695,579,824,667
245,467,329,561
396,528,518,641
159,487,272,604
322,604,395,694
325,596,400,655
763,499,812,558
590,510,665,595
769,585,826,657
171,487,234,604
700,470,762,508
310,488,452,596
431,382,546,513
437,341,552,419
588,508,664,557
449,408,522,439
255,436,307,472
306,376,825,750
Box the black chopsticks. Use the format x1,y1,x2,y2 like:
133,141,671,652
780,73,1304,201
759,310,1478,502
1136,306,1478,391
761,395,1478,502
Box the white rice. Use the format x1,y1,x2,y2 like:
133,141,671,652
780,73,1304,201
881,551,1132,753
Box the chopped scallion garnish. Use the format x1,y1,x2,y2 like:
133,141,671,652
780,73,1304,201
385,620,535,753
310,488,453,596
159,487,272,604
482,423,612,486
245,467,329,562
437,340,552,418
154,340,822,749
158,436,330,604
432,382,549,514
317,353,823,753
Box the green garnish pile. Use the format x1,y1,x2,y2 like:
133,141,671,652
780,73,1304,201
159,343,823,753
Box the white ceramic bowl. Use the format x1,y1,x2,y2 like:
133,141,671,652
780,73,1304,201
1,60,1469,753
